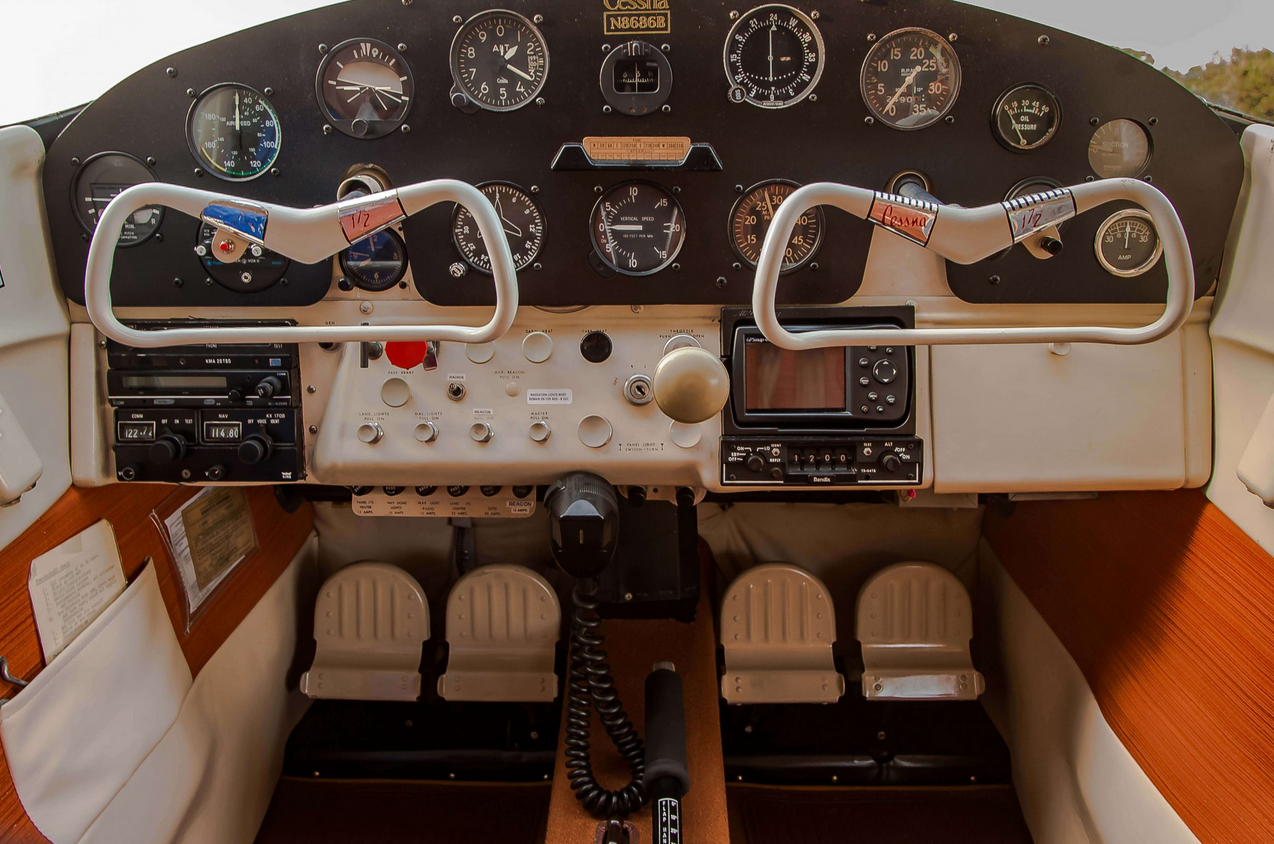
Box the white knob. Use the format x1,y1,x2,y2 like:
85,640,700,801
414,422,439,443
529,420,552,443
652,346,731,424
578,415,613,449
357,422,384,445
466,342,496,364
522,331,554,363
469,422,494,443
381,377,411,408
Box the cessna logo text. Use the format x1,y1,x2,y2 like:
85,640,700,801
603,0,670,35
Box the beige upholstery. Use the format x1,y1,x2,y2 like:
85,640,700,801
300,562,430,701
719,563,845,704
856,561,985,701
438,565,561,702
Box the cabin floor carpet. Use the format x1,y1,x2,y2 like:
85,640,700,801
727,783,1035,843
253,778,551,844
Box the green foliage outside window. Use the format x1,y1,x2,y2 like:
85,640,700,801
1126,47,1274,122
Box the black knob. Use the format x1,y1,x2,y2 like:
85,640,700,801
255,376,284,398
580,331,613,364
881,453,902,472
205,465,226,481
415,486,438,497
228,389,244,402
447,485,470,498
872,359,898,385
545,472,620,579
512,485,535,499
480,485,502,497
1040,236,1064,256
350,485,374,496
746,455,766,473
237,432,273,465
148,433,187,465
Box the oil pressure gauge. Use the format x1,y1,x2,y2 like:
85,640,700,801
1095,210,1162,277
993,84,1061,151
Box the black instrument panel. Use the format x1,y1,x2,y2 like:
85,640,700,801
44,0,1244,309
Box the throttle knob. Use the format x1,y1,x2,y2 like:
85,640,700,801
652,346,730,424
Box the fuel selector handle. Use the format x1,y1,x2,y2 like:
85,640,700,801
652,347,730,424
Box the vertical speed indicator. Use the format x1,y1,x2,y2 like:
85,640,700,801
590,182,686,276
724,5,825,109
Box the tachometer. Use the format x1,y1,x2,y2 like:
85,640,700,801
860,28,961,130
992,84,1061,151
451,182,546,272
1088,119,1151,178
317,38,413,138
730,180,823,272
186,84,281,180
72,152,164,246
724,4,825,109
590,182,685,276
1095,210,1162,277
450,10,549,112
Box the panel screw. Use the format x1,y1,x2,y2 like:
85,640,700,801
1090,117,1100,125
98,340,108,349
398,43,408,52
945,115,955,124
173,277,184,287
533,262,543,271
1148,116,1159,126
661,43,671,52
624,592,633,601
453,14,463,23
535,97,545,106
309,425,319,435
318,43,329,54
1038,34,1051,46
360,301,374,314
271,167,281,176
867,33,877,42
166,67,177,78
672,263,681,271
186,88,196,97
594,186,603,194
735,184,744,192
1143,175,1154,183
401,124,411,133
716,277,727,288
989,275,1001,285
1085,175,1096,182
146,156,157,165
307,385,316,394
194,168,204,177
729,10,740,19
733,262,742,271
533,13,543,23
864,116,875,125
602,44,612,52
71,156,80,166
672,185,681,193
155,233,164,242
811,10,820,19
530,185,540,193
603,105,613,114
323,124,333,135
662,104,671,113
809,262,819,271
809,94,818,103
948,32,957,41
264,87,274,96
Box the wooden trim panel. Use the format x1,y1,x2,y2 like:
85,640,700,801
0,484,313,844
985,490,1274,844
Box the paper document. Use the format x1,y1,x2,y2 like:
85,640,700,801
28,520,127,660
165,487,258,613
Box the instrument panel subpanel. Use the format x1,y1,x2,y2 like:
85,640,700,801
44,0,1243,309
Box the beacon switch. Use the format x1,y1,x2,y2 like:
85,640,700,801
652,346,730,424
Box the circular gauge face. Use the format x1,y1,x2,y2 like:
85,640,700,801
452,182,546,273
187,84,281,180
1095,210,1162,277
317,38,413,139
196,222,290,292
993,84,1061,151
601,39,673,116
71,153,164,246
730,180,824,272
860,28,961,130
590,182,686,276
450,10,549,112
723,5,825,109
1088,119,1151,178
342,229,408,291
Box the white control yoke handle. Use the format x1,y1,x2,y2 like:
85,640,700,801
753,178,1195,348
84,180,519,348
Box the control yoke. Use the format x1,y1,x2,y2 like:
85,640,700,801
83,180,520,348
753,178,1195,349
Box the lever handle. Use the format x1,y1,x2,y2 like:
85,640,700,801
84,180,519,348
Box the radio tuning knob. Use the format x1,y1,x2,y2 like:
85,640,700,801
256,376,283,398
148,432,187,465
652,346,730,424
881,453,902,472
746,454,766,473
238,432,274,465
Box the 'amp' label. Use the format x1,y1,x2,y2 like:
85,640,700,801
603,0,671,35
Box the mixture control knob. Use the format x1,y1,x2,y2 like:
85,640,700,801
237,432,274,465
469,422,495,444
746,454,766,473
148,432,187,465
881,452,902,472
652,346,730,424
357,422,385,445
529,420,552,443
256,376,284,398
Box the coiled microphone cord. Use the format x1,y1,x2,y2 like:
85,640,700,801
564,578,647,818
